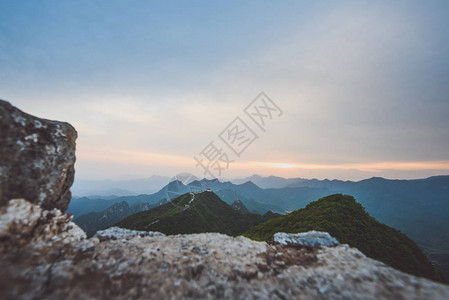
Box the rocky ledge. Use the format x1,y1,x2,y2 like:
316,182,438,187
1,199,449,300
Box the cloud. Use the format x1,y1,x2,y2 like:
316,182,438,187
245,160,449,173
2,1,448,180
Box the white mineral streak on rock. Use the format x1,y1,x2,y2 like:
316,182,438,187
24,133,39,142
34,120,46,129
12,112,26,126
16,140,25,151
274,231,340,248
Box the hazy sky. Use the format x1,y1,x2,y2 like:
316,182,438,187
1,0,449,181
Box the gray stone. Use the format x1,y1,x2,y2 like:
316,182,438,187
0,198,86,249
274,231,340,248
0,100,77,212
94,226,165,240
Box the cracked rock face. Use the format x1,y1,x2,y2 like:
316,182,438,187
1,199,449,300
0,100,77,212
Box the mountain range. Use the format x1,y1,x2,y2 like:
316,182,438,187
69,174,449,281
71,175,172,197
231,174,306,188
116,191,279,236
114,190,441,282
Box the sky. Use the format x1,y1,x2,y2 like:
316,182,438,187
1,0,449,181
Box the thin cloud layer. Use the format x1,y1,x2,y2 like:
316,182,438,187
1,1,448,180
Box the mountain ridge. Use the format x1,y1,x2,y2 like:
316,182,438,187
116,191,280,236
244,193,442,282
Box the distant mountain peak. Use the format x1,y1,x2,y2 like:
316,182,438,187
239,180,259,187
231,199,249,214
367,176,387,181
199,178,217,183
168,173,199,185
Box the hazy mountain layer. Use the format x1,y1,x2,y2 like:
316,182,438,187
73,201,156,237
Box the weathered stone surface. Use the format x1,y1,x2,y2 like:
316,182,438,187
0,199,86,250
94,226,165,240
274,231,340,248
0,100,77,212
1,199,449,300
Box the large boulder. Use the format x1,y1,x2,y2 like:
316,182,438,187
0,100,77,212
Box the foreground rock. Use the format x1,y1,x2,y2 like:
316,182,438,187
0,199,86,249
1,199,449,300
274,231,340,248
0,100,77,212
94,226,165,240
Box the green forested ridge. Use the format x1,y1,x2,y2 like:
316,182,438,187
116,191,279,236
244,194,442,282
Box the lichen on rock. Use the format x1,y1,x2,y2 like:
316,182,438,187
0,99,77,212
